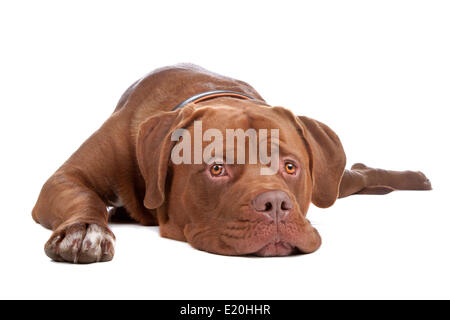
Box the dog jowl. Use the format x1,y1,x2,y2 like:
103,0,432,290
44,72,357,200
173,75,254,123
32,64,432,263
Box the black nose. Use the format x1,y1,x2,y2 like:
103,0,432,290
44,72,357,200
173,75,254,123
251,190,293,221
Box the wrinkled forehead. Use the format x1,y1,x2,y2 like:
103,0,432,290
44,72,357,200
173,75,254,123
180,104,307,161
191,103,295,135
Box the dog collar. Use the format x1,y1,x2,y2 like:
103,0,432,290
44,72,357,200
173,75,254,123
172,90,255,111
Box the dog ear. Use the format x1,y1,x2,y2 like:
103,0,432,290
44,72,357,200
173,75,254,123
295,116,346,208
136,107,194,209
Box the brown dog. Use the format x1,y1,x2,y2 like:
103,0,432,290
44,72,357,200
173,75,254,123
32,64,431,263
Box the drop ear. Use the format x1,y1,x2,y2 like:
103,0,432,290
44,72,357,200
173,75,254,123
295,116,346,208
136,107,193,209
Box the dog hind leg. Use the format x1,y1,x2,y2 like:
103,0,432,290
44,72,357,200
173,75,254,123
338,163,432,198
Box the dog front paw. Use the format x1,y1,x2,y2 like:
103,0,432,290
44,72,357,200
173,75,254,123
45,223,115,263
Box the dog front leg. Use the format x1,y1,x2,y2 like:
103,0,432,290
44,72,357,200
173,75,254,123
32,170,115,263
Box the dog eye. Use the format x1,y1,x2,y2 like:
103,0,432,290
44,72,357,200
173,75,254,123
210,164,225,176
285,162,297,174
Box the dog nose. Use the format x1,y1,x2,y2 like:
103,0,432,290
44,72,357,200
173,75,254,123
251,190,293,221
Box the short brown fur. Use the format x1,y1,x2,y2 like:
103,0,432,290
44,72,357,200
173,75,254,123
32,64,431,263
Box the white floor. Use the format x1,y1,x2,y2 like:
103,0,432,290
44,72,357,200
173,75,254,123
1,181,447,299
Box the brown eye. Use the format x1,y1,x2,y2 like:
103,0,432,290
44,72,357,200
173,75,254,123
285,162,296,174
210,164,224,176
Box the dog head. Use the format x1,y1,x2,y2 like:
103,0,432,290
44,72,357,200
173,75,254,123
136,99,346,256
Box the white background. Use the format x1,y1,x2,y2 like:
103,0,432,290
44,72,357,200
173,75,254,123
0,0,449,299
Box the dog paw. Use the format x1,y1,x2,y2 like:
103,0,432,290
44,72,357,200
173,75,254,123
404,170,432,190
45,223,115,264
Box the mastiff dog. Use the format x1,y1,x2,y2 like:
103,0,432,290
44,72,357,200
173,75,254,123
32,64,431,263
